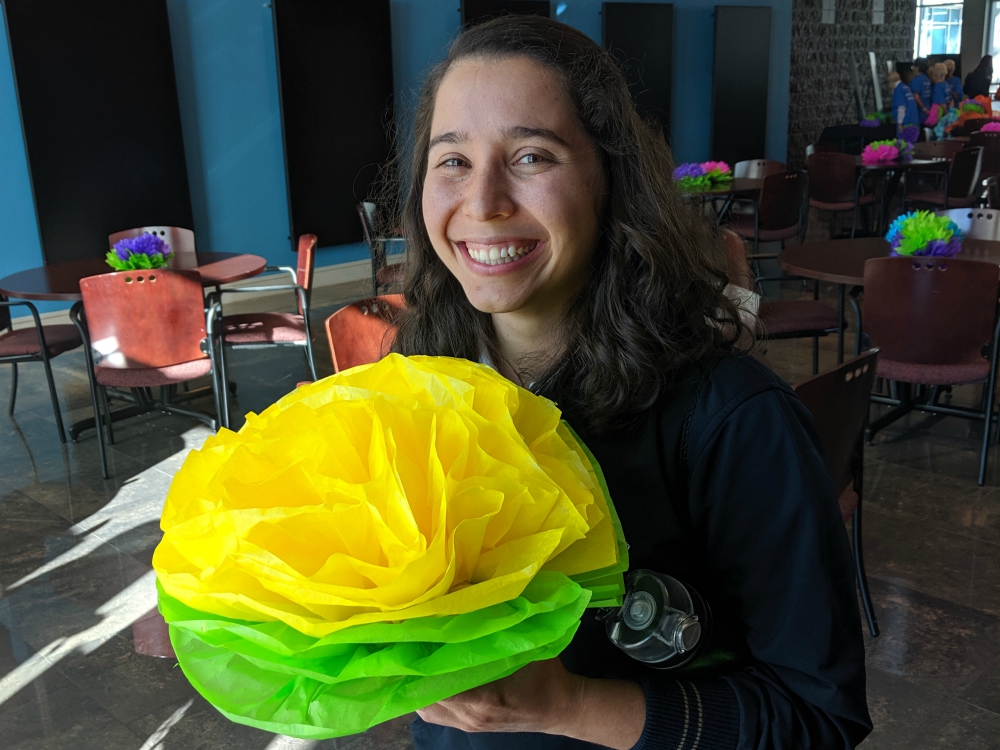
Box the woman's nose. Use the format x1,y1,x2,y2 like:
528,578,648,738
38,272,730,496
464,162,516,221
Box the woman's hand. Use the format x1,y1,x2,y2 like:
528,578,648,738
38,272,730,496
417,658,646,749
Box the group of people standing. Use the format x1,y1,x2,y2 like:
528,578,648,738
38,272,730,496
891,57,965,131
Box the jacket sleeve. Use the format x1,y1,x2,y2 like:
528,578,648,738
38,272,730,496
676,385,872,750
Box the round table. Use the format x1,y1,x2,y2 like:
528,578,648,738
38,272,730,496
780,237,1000,287
780,237,891,287
0,251,267,301
680,176,765,198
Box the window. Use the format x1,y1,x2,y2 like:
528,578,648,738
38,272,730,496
914,0,962,58
988,1,1000,83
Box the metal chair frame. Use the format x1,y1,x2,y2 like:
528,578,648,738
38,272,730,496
0,298,71,443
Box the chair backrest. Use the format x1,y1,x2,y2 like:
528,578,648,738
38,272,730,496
733,159,786,179
863,256,999,366
912,140,966,160
758,171,807,230
108,226,195,257
721,229,754,290
793,351,879,494
937,208,1000,240
0,295,10,333
969,131,1000,177
357,202,388,270
807,152,858,204
295,233,317,291
325,294,405,373
948,146,983,198
79,270,207,369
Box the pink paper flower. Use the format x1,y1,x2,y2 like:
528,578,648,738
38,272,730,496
862,143,899,165
980,121,1000,132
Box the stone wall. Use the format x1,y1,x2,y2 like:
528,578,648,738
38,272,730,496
788,0,917,167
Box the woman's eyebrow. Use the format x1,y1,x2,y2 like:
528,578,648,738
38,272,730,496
503,125,569,147
428,126,570,151
428,131,466,150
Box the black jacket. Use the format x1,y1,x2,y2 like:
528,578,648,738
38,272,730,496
411,355,872,750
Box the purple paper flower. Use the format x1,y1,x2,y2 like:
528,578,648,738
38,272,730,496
113,232,170,261
672,163,705,180
922,237,963,257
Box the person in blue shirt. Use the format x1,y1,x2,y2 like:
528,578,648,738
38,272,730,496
945,58,964,105
891,70,919,132
926,63,951,125
910,59,932,123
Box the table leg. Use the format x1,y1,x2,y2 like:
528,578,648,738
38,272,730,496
838,284,846,364
849,286,864,357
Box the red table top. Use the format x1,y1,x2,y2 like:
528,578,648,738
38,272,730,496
0,251,267,301
780,237,1000,287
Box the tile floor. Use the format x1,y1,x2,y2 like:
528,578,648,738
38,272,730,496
0,275,998,749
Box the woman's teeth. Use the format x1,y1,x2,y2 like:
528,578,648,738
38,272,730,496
465,243,536,265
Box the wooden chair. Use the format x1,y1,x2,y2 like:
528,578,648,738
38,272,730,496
724,171,810,257
970,131,1000,180
358,202,403,295
733,159,786,178
864,256,1000,485
911,140,966,160
723,230,839,374
210,234,318,427
793,351,880,637
325,294,405,373
76,269,223,478
936,207,1000,240
807,152,877,238
0,295,82,442
903,146,984,209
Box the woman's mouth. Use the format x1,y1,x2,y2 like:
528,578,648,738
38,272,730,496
459,240,540,266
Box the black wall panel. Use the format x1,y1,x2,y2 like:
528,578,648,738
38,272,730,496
272,0,394,250
2,0,192,264
602,3,674,142
712,6,771,166
462,1,551,26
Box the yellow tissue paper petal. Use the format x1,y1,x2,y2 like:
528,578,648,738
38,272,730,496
154,354,619,636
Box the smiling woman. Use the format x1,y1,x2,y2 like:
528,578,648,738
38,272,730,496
389,15,872,750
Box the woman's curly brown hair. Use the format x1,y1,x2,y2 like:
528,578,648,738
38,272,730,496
388,15,746,433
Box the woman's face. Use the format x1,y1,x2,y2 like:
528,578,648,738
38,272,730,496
422,55,605,319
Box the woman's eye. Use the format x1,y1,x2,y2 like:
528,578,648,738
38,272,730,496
438,157,468,168
518,153,545,165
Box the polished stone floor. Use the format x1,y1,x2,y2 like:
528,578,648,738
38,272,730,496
0,275,998,748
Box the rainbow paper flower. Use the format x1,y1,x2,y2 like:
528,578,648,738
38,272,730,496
885,210,963,257
106,232,172,271
962,101,986,115
862,138,913,165
153,354,627,739
981,121,1000,133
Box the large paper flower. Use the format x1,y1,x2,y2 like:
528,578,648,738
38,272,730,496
153,354,627,738
886,210,963,257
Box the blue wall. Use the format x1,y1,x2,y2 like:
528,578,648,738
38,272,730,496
0,0,791,310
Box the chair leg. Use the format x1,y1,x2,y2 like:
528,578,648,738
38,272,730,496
70,302,109,479
39,353,67,444
979,355,1000,485
853,501,879,637
99,386,115,445
8,362,17,415
90,378,109,479
812,336,819,375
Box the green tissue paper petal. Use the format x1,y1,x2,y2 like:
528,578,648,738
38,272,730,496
160,572,591,739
